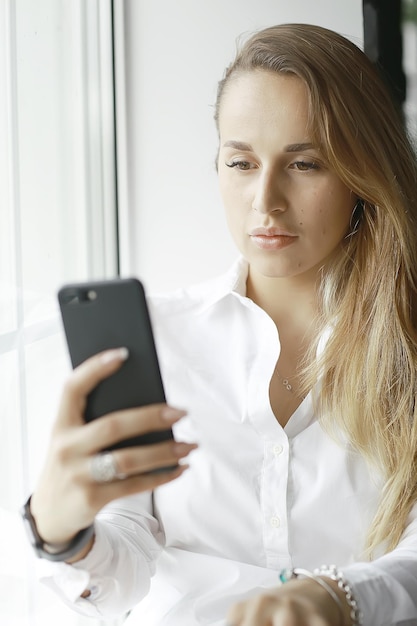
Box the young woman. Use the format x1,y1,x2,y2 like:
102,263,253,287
24,24,417,626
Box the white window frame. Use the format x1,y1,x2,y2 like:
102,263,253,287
1,1,122,624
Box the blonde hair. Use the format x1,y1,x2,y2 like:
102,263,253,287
215,23,417,557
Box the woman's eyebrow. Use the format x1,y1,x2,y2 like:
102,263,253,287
284,142,316,152
222,140,254,151
222,140,317,153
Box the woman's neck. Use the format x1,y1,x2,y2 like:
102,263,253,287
246,267,318,341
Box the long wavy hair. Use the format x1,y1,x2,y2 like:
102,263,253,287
215,23,417,557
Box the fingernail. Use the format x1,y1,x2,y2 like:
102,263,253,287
101,347,129,364
173,442,198,457
176,463,190,472
161,407,187,422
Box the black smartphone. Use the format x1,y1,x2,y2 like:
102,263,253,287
58,277,174,452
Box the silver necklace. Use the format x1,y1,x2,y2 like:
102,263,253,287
275,370,293,393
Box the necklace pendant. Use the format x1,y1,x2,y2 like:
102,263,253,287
275,369,294,393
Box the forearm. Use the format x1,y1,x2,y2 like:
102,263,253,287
340,516,417,626
342,557,417,626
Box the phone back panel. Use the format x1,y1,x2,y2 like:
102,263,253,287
58,278,171,450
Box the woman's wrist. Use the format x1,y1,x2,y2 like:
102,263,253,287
21,495,95,563
313,565,362,626
279,566,362,626
317,576,354,626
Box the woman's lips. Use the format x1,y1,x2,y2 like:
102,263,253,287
249,227,297,250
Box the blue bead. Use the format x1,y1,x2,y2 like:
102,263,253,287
279,568,294,584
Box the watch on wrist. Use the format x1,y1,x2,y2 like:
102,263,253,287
20,495,95,562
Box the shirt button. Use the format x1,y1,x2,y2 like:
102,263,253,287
273,444,283,456
270,516,281,528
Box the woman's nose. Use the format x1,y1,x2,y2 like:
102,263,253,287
252,171,287,214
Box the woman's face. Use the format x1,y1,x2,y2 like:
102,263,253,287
217,70,356,283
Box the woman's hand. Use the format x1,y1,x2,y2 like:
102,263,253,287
227,577,350,626
30,348,196,557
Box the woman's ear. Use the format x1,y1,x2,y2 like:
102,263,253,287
345,198,365,239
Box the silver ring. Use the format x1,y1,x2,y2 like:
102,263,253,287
90,452,123,483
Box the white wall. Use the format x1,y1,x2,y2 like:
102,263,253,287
117,0,363,292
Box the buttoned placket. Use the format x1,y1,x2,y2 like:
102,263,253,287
241,298,293,571
262,436,292,570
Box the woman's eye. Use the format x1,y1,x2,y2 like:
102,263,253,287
225,160,253,171
292,160,320,171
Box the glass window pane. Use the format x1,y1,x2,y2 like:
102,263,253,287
1,0,118,624
0,351,21,512
0,3,17,334
25,331,69,490
15,0,90,321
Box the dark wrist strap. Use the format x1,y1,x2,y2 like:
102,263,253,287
20,495,95,562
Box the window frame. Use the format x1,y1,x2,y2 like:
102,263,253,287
0,1,122,624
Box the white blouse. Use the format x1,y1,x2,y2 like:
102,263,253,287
37,258,417,626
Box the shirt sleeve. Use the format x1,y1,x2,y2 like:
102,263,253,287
342,504,417,626
36,492,165,619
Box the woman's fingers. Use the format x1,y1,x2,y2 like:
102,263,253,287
81,404,187,454
92,463,191,509
55,349,189,461
102,440,197,478
56,348,129,429
82,439,197,485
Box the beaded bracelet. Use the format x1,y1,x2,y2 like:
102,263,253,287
313,564,363,625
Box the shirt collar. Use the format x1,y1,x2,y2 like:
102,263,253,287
187,256,249,312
